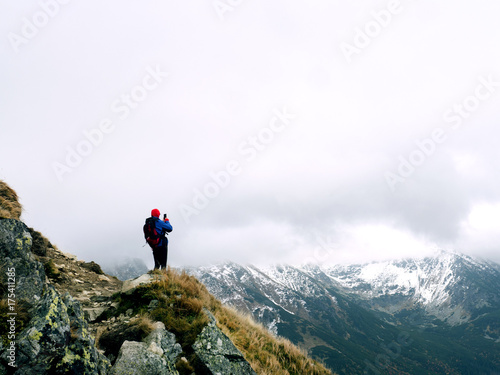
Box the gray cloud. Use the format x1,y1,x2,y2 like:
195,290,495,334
1,1,500,268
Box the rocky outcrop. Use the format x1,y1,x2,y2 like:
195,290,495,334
0,219,270,375
121,274,155,295
15,286,110,374
0,219,45,304
0,218,253,374
110,322,181,375
193,309,257,375
0,218,110,374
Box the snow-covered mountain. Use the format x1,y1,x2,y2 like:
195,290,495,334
188,251,500,374
191,251,500,327
320,250,500,326
190,262,342,335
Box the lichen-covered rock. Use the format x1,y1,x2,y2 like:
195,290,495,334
110,322,181,375
13,286,110,374
193,310,257,375
144,322,182,367
0,218,110,374
0,219,45,304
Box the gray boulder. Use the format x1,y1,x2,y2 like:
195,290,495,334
84,306,108,323
121,274,155,294
193,309,257,375
110,322,181,375
0,218,110,374
0,219,45,304
14,286,110,374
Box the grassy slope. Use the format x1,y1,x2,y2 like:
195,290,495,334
114,269,333,375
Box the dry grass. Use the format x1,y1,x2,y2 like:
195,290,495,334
0,180,22,219
27,227,56,257
214,305,332,375
132,314,156,337
44,259,62,280
146,268,214,352
141,268,332,375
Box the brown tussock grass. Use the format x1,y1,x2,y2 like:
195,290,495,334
131,314,156,337
0,180,22,220
213,305,332,375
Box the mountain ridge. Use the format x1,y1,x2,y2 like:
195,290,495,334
189,251,500,374
318,250,500,325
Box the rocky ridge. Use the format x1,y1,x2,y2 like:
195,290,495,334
0,219,110,374
0,180,332,374
0,218,262,374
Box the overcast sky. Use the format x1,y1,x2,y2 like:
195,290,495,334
2,0,500,270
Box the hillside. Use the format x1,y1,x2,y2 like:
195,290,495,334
0,180,332,374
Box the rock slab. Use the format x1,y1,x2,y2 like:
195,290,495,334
110,322,181,375
193,309,257,375
121,274,155,295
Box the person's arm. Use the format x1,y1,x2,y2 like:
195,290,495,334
159,218,173,233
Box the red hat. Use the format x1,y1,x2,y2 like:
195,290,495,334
151,209,160,218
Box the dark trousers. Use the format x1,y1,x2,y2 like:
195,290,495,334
153,242,168,270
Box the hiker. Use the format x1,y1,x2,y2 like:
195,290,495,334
144,208,173,270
